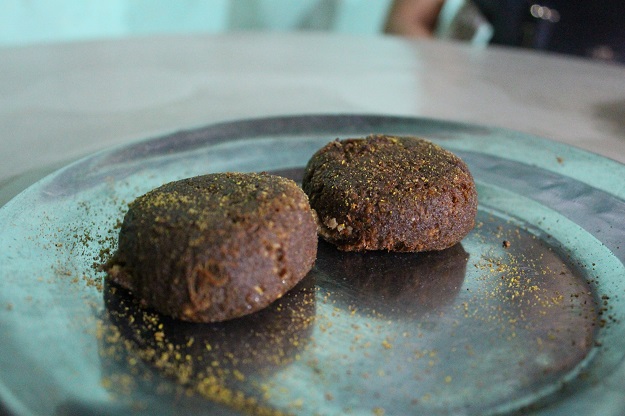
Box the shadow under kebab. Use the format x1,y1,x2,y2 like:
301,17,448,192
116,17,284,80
96,275,316,415
313,240,469,319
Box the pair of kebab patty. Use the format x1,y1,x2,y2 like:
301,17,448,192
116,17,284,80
107,135,477,323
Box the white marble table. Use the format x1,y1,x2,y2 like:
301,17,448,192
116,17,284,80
1,32,624,205
2,32,625,416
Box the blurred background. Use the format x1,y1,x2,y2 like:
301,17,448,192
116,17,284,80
1,0,623,64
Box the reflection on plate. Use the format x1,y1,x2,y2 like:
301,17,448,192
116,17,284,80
0,115,624,416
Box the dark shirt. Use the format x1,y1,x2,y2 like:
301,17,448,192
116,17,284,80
474,0,625,63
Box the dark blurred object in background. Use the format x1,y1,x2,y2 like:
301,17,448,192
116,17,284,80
475,0,625,63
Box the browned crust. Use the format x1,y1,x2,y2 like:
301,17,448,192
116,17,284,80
302,135,477,252
106,172,318,323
